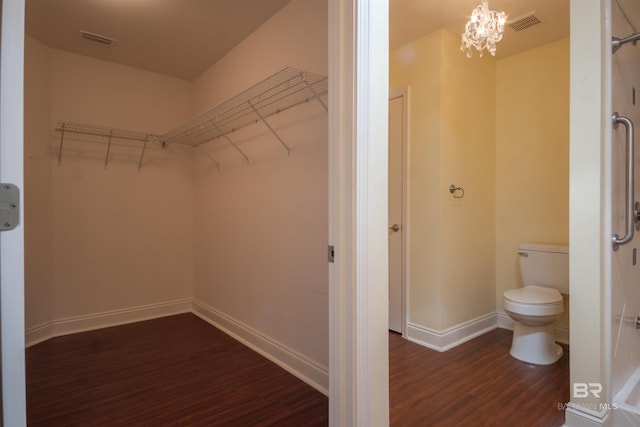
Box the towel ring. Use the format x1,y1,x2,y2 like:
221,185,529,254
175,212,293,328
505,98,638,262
449,185,464,199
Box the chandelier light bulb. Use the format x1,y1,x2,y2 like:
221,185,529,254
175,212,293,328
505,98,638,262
460,0,507,58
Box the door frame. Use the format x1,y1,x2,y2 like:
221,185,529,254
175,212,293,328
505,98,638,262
328,0,389,425
388,88,410,337
0,0,27,425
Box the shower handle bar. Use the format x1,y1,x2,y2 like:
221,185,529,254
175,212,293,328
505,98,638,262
612,33,640,54
612,113,635,250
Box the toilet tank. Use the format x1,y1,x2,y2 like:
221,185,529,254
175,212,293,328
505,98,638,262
518,243,569,294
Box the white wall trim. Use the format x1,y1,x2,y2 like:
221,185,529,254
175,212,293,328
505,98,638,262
25,298,192,347
496,312,570,345
564,403,610,427
406,313,497,352
406,312,571,353
192,299,328,396
25,298,329,398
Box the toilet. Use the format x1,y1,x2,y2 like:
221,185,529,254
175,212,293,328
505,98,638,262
502,243,568,365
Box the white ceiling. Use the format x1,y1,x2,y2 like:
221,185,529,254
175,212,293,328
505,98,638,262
25,0,570,81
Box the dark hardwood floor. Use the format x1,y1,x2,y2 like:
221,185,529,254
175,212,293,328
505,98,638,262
27,314,569,426
26,314,327,426
389,329,570,427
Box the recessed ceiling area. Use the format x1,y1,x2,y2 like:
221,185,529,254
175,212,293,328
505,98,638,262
25,0,570,82
25,0,292,81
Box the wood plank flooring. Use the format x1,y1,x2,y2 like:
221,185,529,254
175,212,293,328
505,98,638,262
26,314,327,426
27,314,569,426
389,329,569,427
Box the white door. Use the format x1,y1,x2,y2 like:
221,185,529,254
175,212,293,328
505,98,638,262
0,0,27,425
388,95,404,333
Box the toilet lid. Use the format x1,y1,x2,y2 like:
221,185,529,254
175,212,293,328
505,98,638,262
503,285,562,304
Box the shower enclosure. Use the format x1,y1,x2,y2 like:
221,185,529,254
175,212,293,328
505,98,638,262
611,0,640,425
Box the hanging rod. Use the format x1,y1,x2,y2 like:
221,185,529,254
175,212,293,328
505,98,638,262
159,67,328,164
612,32,640,54
54,121,161,171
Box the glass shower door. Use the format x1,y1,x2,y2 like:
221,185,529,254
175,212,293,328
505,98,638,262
611,1,640,424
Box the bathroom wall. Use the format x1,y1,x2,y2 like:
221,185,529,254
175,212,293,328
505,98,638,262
24,40,196,333
495,38,570,333
191,0,329,380
390,30,496,332
390,30,569,339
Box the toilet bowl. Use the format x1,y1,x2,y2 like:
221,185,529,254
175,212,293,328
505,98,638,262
503,244,568,365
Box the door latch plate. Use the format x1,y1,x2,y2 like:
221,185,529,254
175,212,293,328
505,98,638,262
0,183,20,231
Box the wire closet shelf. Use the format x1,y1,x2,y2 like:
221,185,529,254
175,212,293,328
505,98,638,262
54,67,328,170
54,121,160,171
158,67,328,155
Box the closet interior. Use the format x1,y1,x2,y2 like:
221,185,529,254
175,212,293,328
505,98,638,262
24,0,330,399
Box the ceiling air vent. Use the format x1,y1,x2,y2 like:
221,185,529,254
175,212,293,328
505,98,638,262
80,30,117,46
508,12,543,32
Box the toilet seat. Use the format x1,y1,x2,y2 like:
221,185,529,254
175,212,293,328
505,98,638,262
503,285,563,316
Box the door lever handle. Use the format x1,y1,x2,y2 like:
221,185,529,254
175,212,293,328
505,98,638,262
389,224,400,232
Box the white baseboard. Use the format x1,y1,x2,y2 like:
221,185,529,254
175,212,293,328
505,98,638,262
192,299,329,396
25,298,328,397
25,298,192,347
405,313,498,352
496,312,570,345
564,403,610,427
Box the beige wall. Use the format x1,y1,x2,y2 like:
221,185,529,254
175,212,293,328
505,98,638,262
50,50,195,320
495,38,570,329
24,40,196,325
390,31,443,328
390,30,496,331
192,0,329,369
24,37,53,330
440,32,496,327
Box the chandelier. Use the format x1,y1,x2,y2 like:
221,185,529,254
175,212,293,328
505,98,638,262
460,0,507,58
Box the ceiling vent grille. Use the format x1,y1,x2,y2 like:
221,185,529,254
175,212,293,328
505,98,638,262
508,13,543,32
80,31,117,46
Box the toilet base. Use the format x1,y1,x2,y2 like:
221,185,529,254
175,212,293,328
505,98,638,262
509,321,563,365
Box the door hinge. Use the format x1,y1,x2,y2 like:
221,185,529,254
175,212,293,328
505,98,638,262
328,245,335,263
0,183,20,231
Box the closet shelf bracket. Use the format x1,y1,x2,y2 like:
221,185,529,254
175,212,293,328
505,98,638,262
209,120,249,163
302,77,328,112
57,123,66,166
104,130,113,169
248,100,291,155
137,137,149,172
